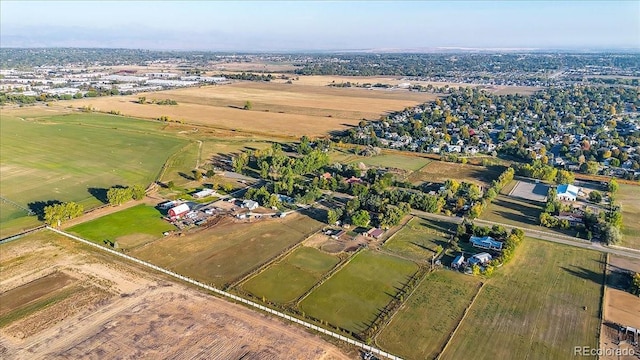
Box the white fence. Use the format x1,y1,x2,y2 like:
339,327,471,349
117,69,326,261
47,227,403,360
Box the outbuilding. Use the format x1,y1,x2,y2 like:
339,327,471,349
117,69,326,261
242,199,259,210
470,236,503,251
168,203,190,218
556,184,580,201
452,255,465,269
468,252,493,266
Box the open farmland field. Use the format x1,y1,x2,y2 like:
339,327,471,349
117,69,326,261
300,250,418,334
289,75,542,95
383,217,454,262
67,204,175,249
407,161,505,187
440,239,604,360
0,111,186,236
377,271,482,360
242,246,340,304
350,153,432,171
617,184,640,249
0,230,350,359
60,81,437,137
480,195,579,238
131,213,323,287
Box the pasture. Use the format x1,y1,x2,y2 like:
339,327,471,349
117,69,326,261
0,111,186,234
61,81,437,137
131,213,323,287
617,184,640,249
350,153,431,171
382,217,454,262
377,271,482,360
441,239,604,360
407,161,505,187
299,250,418,334
67,204,175,249
241,246,340,304
480,195,579,237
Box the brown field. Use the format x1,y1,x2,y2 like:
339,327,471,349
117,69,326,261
599,255,640,359
0,230,351,359
130,213,324,287
58,81,437,137
408,161,505,187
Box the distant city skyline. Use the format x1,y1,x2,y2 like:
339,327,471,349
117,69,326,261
1,1,638,51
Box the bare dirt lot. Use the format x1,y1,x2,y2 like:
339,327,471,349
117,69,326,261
0,231,351,360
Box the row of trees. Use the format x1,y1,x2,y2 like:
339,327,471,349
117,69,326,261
513,161,575,184
44,202,83,226
107,185,146,206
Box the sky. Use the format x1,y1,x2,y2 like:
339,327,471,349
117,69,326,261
1,1,639,51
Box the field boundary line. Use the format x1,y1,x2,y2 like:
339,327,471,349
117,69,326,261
229,229,321,290
597,252,608,353
0,225,46,244
0,195,35,215
295,247,364,306
436,281,485,360
47,227,403,360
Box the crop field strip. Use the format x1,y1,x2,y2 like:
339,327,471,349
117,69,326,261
617,184,640,249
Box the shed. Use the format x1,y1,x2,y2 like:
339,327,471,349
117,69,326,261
168,203,190,218
468,252,493,266
192,188,215,199
452,255,465,269
366,228,385,239
242,199,259,210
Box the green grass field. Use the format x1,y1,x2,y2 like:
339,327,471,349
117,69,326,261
300,250,418,334
383,217,454,262
618,184,640,249
242,247,340,303
350,154,432,171
67,204,175,248
441,239,604,360
0,112,186,234
377,271,482,360
131,214,323,287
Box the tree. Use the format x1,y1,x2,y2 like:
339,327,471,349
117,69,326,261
137,96,146,104
206,169,215,178
555,170,575,185
107,187,132,206
243,100,252,110
193,169,203,181
631,273,640,296
588,190,602,203
602,224,622,245
131,185,145,200
232,152,249,173
351,210,371,227
259,161,269,179
327,209,341,225
43,202,84,226
472,264,481,276
608,179,619,194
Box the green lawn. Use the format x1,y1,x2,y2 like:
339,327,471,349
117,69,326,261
300,250,418,334
441,239,604,360
377,271,481,360
67,204,175,247
383,217,454,262
131,214,323,287
242,247,339,304
618,184,640,249
351,154,432,171
0,112,186,234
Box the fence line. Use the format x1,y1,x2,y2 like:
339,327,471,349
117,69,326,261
46,227,403,360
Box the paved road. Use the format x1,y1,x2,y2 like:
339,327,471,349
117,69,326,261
410,210,640,260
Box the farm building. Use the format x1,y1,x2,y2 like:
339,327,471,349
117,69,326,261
168,203,190,218
470,236,503,251
159,200,177,210
555,211,584,226
452,255,465,269
276,194,294,203
366,228,385,239
242,199,259,210
192,188,215,199
556,184,581,201
331,229,347,240
468,253,493,266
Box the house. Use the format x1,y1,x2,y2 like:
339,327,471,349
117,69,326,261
320,172,332,180
345,176,364,184
366,228,384,239
242,199,259,210
556,211,584,226
452,255,465,269
192,188,215,199
168,203,190,218
470,236,503,251
276,194,294,203
556,184,580,201
468,252,493,266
